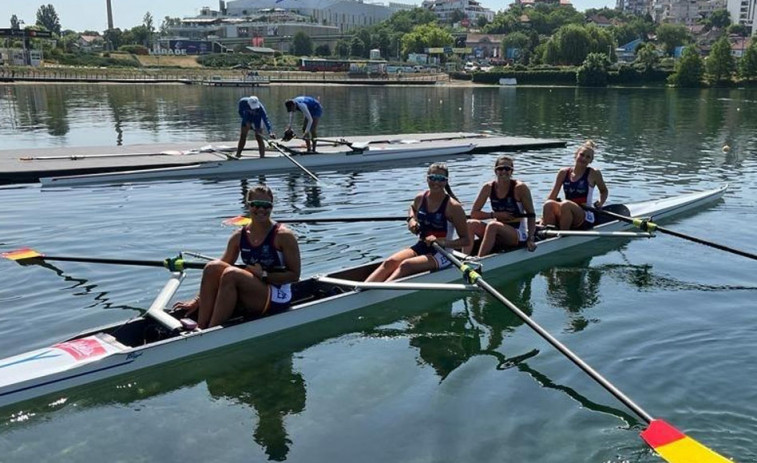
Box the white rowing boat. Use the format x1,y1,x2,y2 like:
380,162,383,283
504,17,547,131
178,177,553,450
39,143,476,187
0,186,727,408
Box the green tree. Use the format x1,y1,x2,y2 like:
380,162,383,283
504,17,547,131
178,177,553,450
727,24,748,37
292,31,314,56
314,43,330,57
502,31,530,63
142,12,154,47
577,52,610,86
401,23,453,56
160,17,181,36
706,36,734,84
708,9,730,29
476,16,488,28
656,23,689,56
350,36,365,57
739,39,757,80
668,46,704,87
450,10,466,24
545,24,591,65
10,14,20,29
335,39,350,57
103,28,124,50
36,4,61,35
634,42,659,71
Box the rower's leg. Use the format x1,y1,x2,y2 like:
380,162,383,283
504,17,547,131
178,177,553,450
559,202,585,230
196,260,230,329
254,128,265,158
311,118,320,152
209,267,265,327
389,255,436,281
542,200,560,227
478,222,518,257
236,124,250,158
366,248,416,282
464,219,486,255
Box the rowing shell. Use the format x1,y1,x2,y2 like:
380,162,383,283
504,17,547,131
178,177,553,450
0,186,727,407
39,143,476,187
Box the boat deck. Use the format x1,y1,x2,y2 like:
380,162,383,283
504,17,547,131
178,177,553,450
0,132,566,185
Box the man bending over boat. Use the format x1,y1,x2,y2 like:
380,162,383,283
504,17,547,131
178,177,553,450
463,155,538,257
173,185,301,328
542,140,608,230
236,96,276,159
284,96,322,154
365,162,470,282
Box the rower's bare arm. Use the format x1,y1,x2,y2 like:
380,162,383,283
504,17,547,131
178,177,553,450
446,202,472,249
470,184,492,219
547,169,567,200
593,170,609,207
406,195,422,234
276,230,301,284
221,229,242,264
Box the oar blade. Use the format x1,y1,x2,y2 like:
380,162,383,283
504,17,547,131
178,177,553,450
2,247,44,261
223,215,251,226
641,419,731,463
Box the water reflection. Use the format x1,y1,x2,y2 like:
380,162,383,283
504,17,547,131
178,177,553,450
206,354,305,461
542,260,602,333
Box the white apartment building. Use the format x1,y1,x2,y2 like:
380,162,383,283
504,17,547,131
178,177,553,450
651,0,728,25
226,0,415,32
420,0,495,23
727,0,756,33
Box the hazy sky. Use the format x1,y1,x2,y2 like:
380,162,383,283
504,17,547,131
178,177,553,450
1,0,615,33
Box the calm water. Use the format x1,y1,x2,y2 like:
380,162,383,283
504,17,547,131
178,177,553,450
1,84,757,462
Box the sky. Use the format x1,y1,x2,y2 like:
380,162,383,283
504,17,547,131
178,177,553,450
0,0,615,33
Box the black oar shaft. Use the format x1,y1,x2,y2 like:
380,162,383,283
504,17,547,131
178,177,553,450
587,206,757,261
267,141,326,185
38,255,208,270
433,243,654,424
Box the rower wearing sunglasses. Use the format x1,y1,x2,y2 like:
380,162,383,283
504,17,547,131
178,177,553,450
173,184,301,328
542,140,608,230
365,162,470,282
464,155,538,257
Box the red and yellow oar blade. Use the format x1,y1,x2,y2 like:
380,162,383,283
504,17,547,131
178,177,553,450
222,215,251,226
2,247,44,261
641,419,732,462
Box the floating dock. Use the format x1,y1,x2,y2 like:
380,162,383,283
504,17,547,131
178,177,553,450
0,132,566,185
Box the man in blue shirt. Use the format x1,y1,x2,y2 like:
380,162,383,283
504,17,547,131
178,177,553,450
284,96,322,153
236,96,275,158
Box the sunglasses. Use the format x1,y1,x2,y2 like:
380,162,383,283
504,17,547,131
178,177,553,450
495,166,513,173
248,200,273,209
427,174,448,182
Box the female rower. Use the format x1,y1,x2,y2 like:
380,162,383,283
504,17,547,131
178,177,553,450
463,155,537,256
365,162,471,282
542,140,608,230
173,184,301,328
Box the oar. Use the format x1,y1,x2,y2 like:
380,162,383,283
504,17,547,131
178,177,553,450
19,145,221,161
266,140,330,187
432,242,731,462
537,230,654,238
223,215,412,226
2,248,209,271
584,205,757,261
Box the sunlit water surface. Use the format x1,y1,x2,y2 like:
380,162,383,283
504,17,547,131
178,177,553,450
1,84,756,462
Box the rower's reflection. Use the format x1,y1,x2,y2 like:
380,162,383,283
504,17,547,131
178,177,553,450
387,274,535,380
542,257,602,332
206,354,305,461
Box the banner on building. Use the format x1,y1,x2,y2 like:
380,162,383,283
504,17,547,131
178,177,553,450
168,40,212,55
